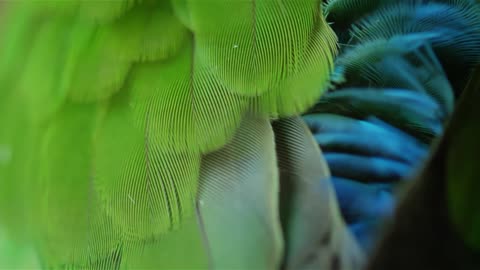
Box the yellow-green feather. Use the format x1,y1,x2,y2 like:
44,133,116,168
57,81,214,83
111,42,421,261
190,0,336,96
22,0,136,23
254,19,337,117
17,16,75,122
197,115,283,269
129,41,248,153
0,95,41,238
0,0,337,266
94,90,200,240
66,2,190,102
0,3,40,96
33,103,121,267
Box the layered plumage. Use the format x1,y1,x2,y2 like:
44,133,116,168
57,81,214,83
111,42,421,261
0,1,366,269
3,0,480,268
304,0,480,251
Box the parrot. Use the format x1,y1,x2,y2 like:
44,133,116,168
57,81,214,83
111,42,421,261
303,0,480,252
0,0,365,269
2,0,480,268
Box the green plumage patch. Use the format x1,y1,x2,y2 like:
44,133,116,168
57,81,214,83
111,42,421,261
0,0,338,267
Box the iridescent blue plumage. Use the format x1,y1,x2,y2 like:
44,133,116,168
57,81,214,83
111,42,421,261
305,0,480,252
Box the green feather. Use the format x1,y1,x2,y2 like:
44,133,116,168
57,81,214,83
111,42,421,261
197,115,283,269
0,0,338,267
274,117,365,269
254,20,337,117
0,230,41,269
68,2,189,102
0,95,40,238
0,3,39,96
26,0,136,23
129,41,248,153
95,90,200,240
33,103,121,267
16,16,74,122
189,0,337,97
119,216,209,269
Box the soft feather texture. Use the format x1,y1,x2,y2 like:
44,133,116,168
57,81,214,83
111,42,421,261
312,88,445,141
197,115,282,269
0,0,338,268
306,0,480,253
348,0,480,92
273,117,364,269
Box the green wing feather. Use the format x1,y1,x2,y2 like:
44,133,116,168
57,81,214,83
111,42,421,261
197,115,283,269
128,41,248,153
273,117,364,269
0,0,337,267
189,0,336,96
